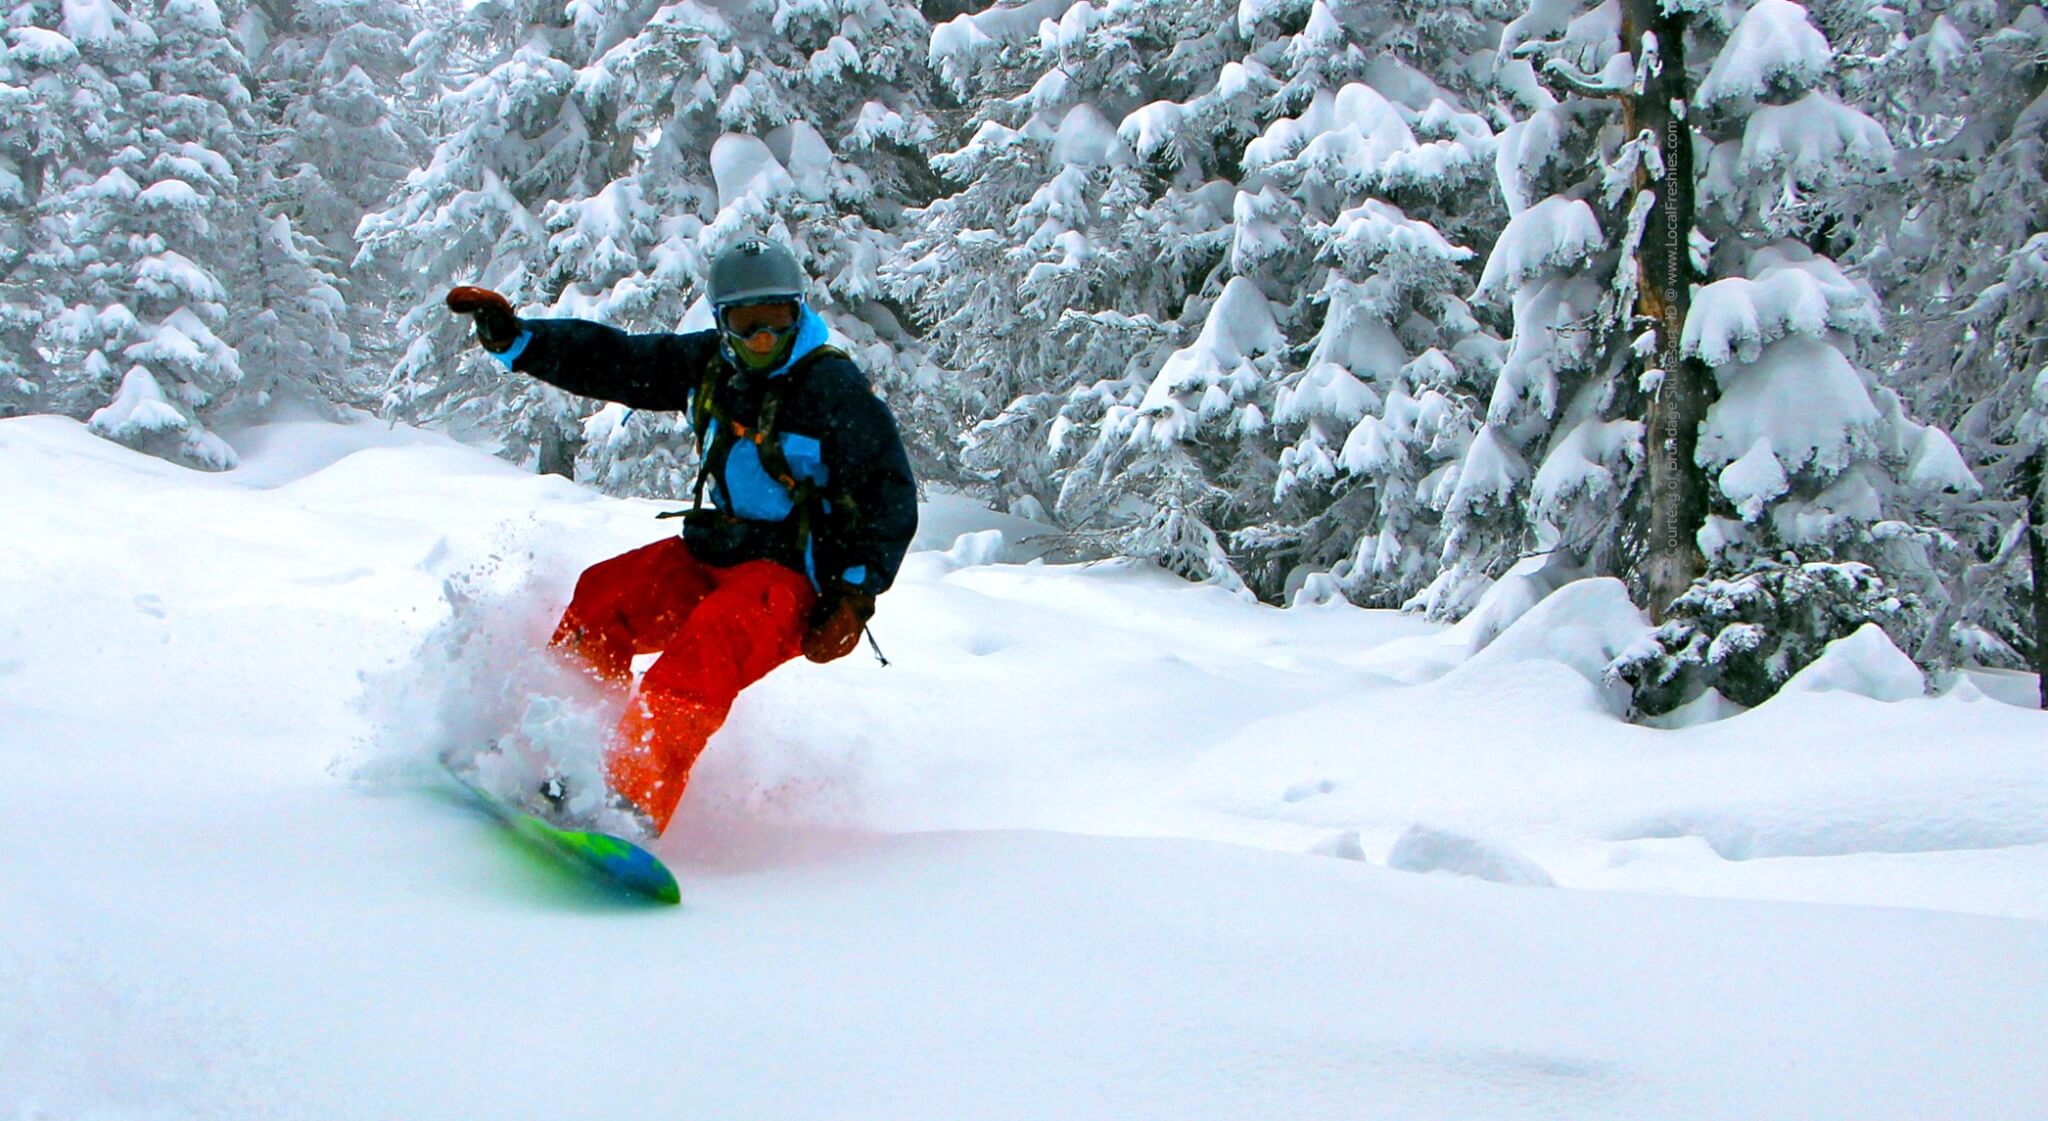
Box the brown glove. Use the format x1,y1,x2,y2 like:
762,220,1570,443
803,590,876,664
446,286,523,352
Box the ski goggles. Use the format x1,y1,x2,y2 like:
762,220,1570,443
718,302,800,355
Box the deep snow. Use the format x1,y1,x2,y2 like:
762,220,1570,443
3,410,2044,1119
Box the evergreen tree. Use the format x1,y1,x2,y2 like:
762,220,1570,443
1,0,269,467
362,0,943,491
1430,0,1642,617
1228,0,1503,607
1588,0,1973,711
901,0,1503,601
1855,0,2048,691
357,0,617,474
0,0,75,416
1464,0,1975,709
902,0,1185,537
1682,0,1973,598
246,0,427,403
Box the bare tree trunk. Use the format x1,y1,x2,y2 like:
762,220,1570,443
2024,451,2048,708
537,422,582,480
1622,0,1711,623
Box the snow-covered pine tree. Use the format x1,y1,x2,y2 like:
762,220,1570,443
244,0,428,404
563,0,946,492
1854,1,2048,696
2,0,268,467
1939,227,2048,702
899,0,1189,539
1238,0,1503,606
1432,0,1647,619
357,0,620,475
362,0,943,492
902,0,1502,601
1610,0,1979,712
0,1,71,417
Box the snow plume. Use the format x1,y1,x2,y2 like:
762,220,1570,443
347,529,621,814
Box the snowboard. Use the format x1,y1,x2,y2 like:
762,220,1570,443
442,762,681,905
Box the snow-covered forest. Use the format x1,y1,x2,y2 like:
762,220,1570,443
7,3,2048,1114
5,0,2047,711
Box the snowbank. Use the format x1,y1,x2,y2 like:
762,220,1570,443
8,413,2048,1119
1386,823,1557,886
1776,623,1925,702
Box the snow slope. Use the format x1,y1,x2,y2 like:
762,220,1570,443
4,412,2045,1119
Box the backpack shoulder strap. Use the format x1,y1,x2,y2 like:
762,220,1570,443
692,345,854,506
747,345,848,488
688,359,726,509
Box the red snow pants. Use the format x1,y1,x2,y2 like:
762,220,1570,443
549,536,816,832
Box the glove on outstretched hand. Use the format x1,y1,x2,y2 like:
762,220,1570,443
803,589,875,664
446,286,523,353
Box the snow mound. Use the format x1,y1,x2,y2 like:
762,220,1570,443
1444,552,1591,655
1612,780,2048,861
219,412,471,488
1451,576,1648,715
907,489,1056,561
1346,562,1646,690
1387,824,1556,886
940,529,1009,568
1778,624,1924,702
1641,688,1748,729
1959,668,2043,708
1308,830,1369,861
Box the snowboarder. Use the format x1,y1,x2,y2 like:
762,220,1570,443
445,239,918,836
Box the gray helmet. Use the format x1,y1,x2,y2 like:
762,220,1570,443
708,239,805,308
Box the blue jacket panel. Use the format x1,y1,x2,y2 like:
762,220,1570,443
505,311,918,596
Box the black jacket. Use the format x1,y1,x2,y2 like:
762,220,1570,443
504,311,918,598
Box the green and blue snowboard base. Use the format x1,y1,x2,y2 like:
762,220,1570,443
444,763,680,905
